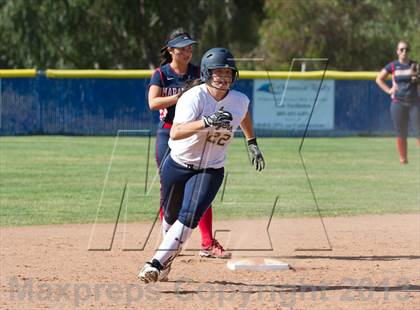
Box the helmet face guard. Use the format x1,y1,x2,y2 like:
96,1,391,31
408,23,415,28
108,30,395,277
200,48,238,86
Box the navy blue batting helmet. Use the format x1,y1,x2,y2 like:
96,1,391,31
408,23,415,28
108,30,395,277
200,48,238,84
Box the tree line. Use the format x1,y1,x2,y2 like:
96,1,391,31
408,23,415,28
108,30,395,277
0,0,418,71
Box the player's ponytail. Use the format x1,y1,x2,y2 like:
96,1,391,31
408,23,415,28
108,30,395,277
159,47,172,66
178,78,203,99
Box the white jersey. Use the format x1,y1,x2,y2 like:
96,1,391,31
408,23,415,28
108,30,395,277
168,83,249,169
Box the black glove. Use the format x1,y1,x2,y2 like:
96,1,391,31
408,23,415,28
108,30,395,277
202,107,233,128
247,138,265,171
411,63,420,83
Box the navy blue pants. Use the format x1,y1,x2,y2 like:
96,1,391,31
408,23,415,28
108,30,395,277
156,127,186,212
160,155,224,229
155,127,171,169
390,102,420,138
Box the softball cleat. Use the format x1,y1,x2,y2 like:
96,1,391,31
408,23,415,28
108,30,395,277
199,239,231,259
139,259,162,284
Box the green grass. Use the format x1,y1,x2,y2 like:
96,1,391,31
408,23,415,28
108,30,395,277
0,136,419,226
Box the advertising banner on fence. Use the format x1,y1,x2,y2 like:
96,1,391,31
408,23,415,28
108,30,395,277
253,79,335,130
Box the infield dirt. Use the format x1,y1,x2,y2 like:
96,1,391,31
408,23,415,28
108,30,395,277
1,214,419,309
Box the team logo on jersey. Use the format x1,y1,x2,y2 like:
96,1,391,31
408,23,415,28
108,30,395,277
215,123,233,131
159,108,168,120
163,87,181,96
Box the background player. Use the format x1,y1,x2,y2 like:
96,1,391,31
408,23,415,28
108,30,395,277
139,47,265,283
148,29,231,258
376,40,420,164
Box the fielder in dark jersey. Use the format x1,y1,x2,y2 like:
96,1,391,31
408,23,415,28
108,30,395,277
150,63,198,128
376,41,420,164
148,29,231,261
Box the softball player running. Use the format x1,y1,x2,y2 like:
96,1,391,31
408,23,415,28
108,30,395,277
376,40,420,164
139,47,265,283
149,29,231,259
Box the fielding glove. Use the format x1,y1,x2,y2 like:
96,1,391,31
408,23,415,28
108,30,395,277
411,63,420,83
203,107,233,128
247,138,265,171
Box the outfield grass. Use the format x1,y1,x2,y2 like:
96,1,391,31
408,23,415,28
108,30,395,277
0,136,418,226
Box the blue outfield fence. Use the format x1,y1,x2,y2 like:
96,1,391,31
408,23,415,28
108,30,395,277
334,80,392,134
0,73,396,136
1,76,153,135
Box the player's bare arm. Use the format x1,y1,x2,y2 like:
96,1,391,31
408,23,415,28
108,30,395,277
148,85,180,110
376,69,397,95
170,120,206,140
240,111,255,140
170,109,233,140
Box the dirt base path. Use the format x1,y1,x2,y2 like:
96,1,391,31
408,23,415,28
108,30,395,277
1,214,419,309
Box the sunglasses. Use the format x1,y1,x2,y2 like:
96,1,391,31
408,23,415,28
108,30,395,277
399,48,410,52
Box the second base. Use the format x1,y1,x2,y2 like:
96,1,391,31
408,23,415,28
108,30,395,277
227,258,289,271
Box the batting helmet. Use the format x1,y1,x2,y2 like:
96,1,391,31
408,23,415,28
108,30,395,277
200,48,238,84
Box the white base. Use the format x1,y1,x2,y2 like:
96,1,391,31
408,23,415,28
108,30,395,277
227,258,289,271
